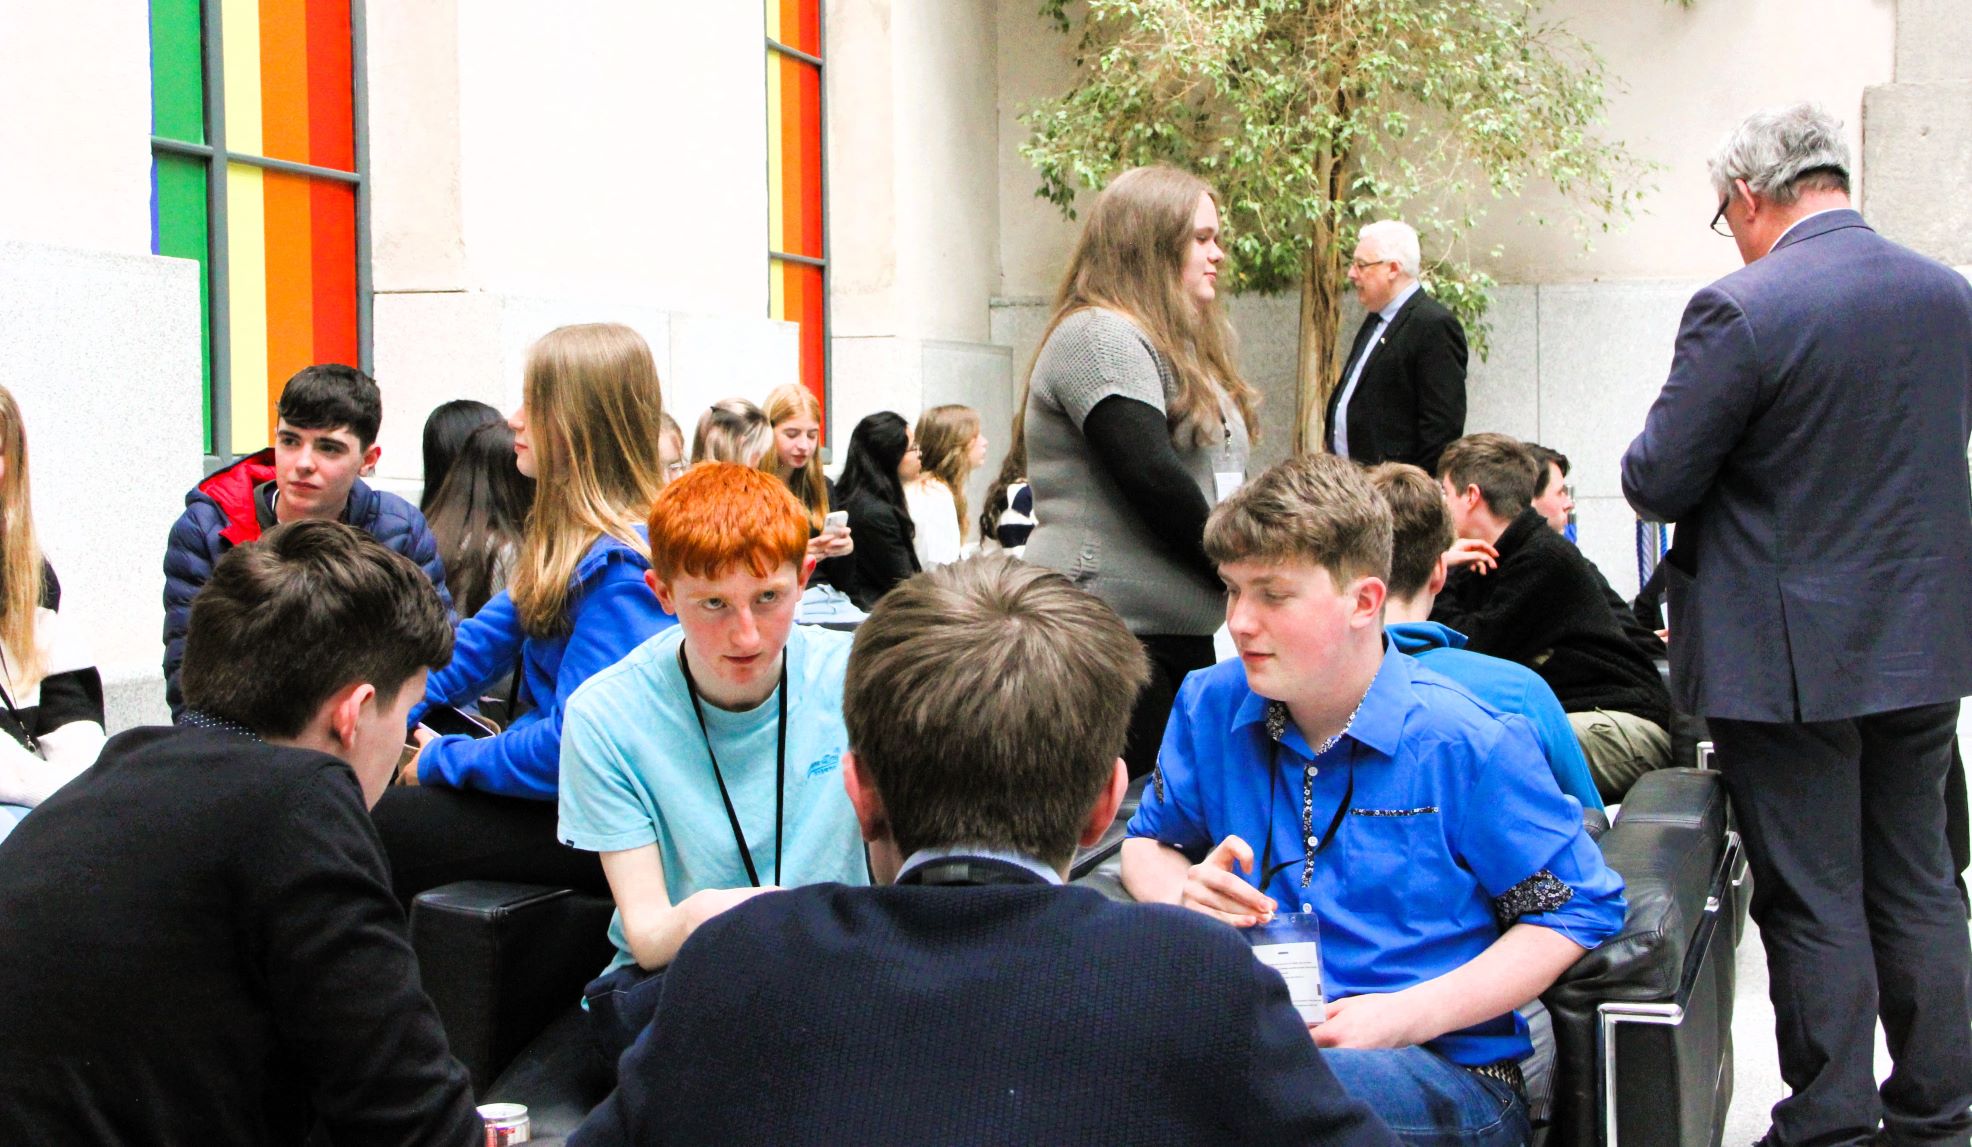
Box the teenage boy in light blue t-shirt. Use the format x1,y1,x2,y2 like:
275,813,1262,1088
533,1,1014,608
559,463,868,1063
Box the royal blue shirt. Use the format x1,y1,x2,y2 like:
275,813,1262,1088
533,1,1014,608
1127,641,1626,1066
1386,620,1603,812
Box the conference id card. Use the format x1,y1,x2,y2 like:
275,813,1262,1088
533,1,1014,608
1246,912,1326,1025
1215,471,1243,503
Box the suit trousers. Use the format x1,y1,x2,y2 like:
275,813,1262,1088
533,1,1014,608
1710,702,1972,1147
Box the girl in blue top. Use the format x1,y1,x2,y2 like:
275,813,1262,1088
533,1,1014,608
373,323,676,899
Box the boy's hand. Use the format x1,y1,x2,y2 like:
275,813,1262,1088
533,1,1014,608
1180,836,1276,927
1312,993,1427,1050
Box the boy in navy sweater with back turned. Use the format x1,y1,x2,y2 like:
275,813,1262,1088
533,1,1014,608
573,555,1394,1147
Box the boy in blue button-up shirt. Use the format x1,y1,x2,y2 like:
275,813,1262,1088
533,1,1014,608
1122,454,1625,1147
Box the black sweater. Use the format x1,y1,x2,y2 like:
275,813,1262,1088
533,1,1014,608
0,725,479,1147
1432,509,1672,728
836,486,921,610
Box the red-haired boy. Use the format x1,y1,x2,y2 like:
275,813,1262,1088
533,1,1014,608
558,463,868,1062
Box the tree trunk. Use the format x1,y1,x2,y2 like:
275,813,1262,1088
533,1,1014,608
1294,235,1344,453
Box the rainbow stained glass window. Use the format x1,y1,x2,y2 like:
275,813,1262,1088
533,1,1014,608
150,0,364,458
766,1,827,428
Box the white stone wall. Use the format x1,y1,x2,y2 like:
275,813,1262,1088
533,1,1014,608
372,293,798,489
0,241,204,729
0,0,153,258
366,1,800,488
992,0,1894,296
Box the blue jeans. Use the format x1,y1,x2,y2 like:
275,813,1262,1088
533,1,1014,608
1323,1046,1530,1147
0,803,29,846
582,963,668,1070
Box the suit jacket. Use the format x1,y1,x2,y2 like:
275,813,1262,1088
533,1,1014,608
1324,289,1468,473
1622,209,1972,722
571,867,1395,1147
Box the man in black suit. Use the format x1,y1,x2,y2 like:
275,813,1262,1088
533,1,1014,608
1623,104,1972,1147
571,555,1394,1147
1324,219,1468,474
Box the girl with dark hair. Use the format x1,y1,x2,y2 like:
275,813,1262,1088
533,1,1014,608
833,412,922,610
1021,165,1257,778
420,398,501,513
423,420,535,617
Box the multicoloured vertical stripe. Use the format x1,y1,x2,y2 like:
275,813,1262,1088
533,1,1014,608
151,0,359,456
766,1,827,422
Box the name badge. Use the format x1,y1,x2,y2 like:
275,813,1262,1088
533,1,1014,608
1214,471,1243,503
1246,911,1326,1025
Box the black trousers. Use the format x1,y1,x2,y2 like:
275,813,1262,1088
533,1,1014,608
1710,702,1972,1147
1123,634,1217,780
370,784,609,910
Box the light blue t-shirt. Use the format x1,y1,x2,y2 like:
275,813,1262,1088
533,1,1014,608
558,624,869,973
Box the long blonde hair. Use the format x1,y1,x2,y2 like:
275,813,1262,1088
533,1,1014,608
0,388,45,685
762,383,830,530
1029,165,1257,448
508,324,669,636
914,404,981,541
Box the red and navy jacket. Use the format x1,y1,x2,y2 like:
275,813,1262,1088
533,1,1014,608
160,448,451,716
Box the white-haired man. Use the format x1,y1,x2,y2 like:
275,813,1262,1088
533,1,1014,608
1323,220,1468,474
1624,103,1972,1147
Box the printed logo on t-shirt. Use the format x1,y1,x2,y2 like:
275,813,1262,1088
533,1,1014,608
807,749,842,777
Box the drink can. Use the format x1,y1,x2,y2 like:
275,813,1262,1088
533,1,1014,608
479,1102,530,1145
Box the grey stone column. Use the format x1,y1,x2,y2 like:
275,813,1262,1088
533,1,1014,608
1863,0,1972,265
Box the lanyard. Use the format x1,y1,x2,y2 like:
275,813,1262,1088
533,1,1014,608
1260,739,1356,892
678,645,788,888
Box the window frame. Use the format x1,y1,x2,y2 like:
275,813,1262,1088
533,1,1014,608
765,3,830,455
150,0,373,469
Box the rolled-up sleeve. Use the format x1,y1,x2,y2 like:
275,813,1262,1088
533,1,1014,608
1454,715,1626,949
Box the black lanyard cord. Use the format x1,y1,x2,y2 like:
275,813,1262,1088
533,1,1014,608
1259,740,1356,890
678,645,788,888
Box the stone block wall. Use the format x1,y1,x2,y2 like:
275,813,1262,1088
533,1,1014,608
0,241,205,731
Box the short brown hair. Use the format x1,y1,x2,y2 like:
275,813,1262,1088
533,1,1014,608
1203,453,1392,586
1438,433,1540,518
1369,463,1454,600
180,520,453,738
843,555,1149,869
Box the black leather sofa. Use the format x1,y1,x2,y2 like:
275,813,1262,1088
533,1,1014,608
407,770,1740,1145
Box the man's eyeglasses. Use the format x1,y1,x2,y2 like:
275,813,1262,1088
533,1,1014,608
1709,196,1732,237
1350,257,1394,272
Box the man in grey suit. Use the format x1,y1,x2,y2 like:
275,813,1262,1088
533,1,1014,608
1623,104,1972,1147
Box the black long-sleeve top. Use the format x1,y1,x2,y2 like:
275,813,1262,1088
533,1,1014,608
836,486,921,610
0,724,480,1146
1432,509,1672,729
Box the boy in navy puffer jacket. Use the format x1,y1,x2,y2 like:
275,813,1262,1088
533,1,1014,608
162,365,450,716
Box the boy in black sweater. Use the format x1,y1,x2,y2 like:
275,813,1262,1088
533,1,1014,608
1431,433,1672,802
0,521,480,1146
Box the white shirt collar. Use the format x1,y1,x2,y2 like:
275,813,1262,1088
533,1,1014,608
896,845,1063,885
1771,207,1846,250
1379,279,1423,323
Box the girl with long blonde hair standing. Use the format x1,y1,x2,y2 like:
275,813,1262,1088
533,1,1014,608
1019,165,1257,778
376,323,677,898
0,387,106,843
905,404,987,569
